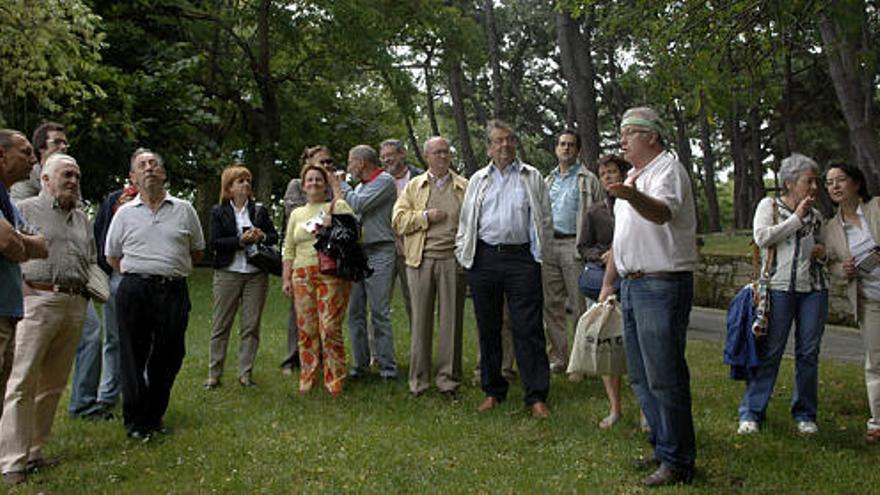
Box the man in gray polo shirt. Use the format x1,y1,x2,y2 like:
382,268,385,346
332,144,398,380
104,148,205,441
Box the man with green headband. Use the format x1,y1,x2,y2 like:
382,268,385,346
599,106,697,487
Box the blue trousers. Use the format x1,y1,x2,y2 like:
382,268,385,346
738,289,828,423
621,273,695,469
348,242,397,378
67,301,102,416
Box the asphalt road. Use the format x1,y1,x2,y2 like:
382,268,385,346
689,306,864,364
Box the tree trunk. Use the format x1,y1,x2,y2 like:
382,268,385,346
781,42,798,156
483,0,504,120
556,6,600,169
671,102,701,232
449,60,479,177
699,96,721,232
404,113,426,167
728,106,751,230
818,5,880,194
748,107,766,215
250,0,279,203
424,59,440,136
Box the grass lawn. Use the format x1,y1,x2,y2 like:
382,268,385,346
13,268,880,493
699,232,753,257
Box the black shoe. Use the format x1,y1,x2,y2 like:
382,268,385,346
641,464,694,487
25,457,61,473
82,407,114,421
152,425,174,436
440,390,460,401
380,374,398,383
632,453,660,471
127,430,152,443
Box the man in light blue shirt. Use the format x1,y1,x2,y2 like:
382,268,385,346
455,120,553,418
543,130,603,373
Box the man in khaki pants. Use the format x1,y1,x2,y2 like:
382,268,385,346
393,136,467,398
0,153,92,486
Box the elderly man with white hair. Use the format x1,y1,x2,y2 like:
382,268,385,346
599,107,698,487
0,153,93,486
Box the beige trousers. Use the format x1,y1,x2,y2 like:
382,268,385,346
541,237,586,369
0,317,16,417
859,298,880,431
208,270,269,381
407,257,465,394
0,291,86,473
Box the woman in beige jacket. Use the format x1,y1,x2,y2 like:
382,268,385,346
822,163,880,443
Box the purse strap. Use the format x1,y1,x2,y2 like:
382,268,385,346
752,200,779,280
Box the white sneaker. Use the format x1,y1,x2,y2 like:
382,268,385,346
737,420,759,435
797,421,818,435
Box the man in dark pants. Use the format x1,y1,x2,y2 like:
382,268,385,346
455,120,553,418
104,148,205,441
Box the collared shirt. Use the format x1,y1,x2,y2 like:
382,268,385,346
548,162,582,235
613,151,697,275
227,201,260,274
428,171,452,189
478,160,530,245
753,197,825,292
393,168,412,194
0,183,25,318
105,193,205,277
842,205,880,300
19,190,94,288
341,171,396,245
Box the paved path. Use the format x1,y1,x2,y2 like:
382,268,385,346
689,307,863,364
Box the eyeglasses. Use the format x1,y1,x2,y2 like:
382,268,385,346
620,128,651,138
48,138,69,147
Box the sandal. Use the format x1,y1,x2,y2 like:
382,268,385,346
598,413,620,429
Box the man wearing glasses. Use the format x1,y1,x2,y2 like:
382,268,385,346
599,107,697,487
455,120,553,418
9,122,68,203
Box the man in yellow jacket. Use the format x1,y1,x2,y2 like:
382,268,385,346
392,136,468,399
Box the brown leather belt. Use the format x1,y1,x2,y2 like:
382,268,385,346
26,281,87,296
623,271,690,280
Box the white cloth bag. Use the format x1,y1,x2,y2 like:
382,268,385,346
567,296,627,377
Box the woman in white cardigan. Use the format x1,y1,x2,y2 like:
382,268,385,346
822,162,880,443
736,154,829,436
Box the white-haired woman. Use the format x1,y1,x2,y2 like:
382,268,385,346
737,153,829,436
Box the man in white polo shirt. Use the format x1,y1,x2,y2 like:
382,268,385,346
599,107,697,487
105,148,205,442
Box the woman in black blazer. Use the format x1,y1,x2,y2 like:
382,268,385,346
205,165,279,389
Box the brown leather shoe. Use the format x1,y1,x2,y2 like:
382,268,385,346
641,464,694,487
25,456,61,473
2,471,26,486
866,428,880,444
530,401,550,418
631,452,660,471
477,396,499,412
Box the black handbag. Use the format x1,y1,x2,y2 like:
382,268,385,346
247,244,282,276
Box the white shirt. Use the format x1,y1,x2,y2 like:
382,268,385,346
613,151,697,276
843,205,880,300
227,202,260,274
753,197,825,292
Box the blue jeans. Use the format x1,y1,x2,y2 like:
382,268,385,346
348,242,397,378
621,273,695,469
739,289,828,423
98,272,122,405
68,300,103,416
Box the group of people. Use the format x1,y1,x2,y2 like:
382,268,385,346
0,103,878,489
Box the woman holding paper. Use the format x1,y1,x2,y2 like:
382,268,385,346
823,163,880,443
736,154,828,436
281,162,354,396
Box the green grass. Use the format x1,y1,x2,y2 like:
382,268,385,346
699,232,753,257
12,268,880,493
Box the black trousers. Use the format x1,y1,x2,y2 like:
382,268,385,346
116,274,190,433
467,241,550,405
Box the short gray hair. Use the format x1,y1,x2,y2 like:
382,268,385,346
485,119,517,144
350,145,379,166
779,153,819,191
42,153,78,179
423,136,450,155
379,139,405,152
621,106,666,145
130,147,163,170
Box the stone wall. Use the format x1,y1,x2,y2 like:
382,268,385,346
695,253,855,326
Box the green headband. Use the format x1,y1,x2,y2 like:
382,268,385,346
620,117,663,134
